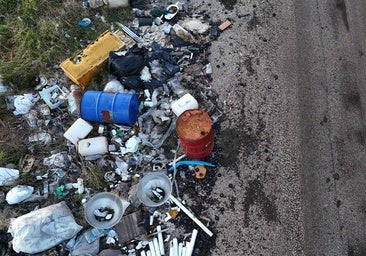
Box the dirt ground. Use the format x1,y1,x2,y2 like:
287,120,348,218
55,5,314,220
0,0,307,255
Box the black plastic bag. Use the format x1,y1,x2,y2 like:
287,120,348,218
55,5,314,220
109,51,145,78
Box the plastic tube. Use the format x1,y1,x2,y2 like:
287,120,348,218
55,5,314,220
169,195,213,237
153,237,161,256
157,225,165,255
185,229,198,256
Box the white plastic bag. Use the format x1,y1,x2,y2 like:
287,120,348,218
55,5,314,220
13,94,33,115
5,185,33,204
0,167,19,186
8,201,83,254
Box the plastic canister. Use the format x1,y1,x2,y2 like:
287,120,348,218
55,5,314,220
80,90,139,125
63,118,93,145
78,136,109,156
171,93,198,117
176,109,214,159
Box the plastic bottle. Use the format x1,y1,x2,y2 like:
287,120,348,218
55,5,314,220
67,84,82,116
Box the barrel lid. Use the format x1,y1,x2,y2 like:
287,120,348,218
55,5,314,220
176,109,212,140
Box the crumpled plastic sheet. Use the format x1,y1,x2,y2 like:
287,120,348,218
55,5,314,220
8,201,83,254
138,102,176,149
0,167,19,186
43,151,71,169
6,94,38,115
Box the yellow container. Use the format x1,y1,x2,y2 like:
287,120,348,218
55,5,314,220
60,30,125,89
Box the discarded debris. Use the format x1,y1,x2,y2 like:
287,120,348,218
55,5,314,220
60,30,126,89
218,20,233,31
1,0,227,254
0,167,19,186
8,201,82,254
5,185,34,205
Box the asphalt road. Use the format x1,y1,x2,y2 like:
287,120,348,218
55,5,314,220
192,0,366,255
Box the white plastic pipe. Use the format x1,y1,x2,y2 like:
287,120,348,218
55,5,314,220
149,241,157,256
169,240,174,256
173,238,179,256
141,251,147,256
182,245,186,256
178,242,183,256
153,237,161,256
157,225,165,255
147,251,152,256
169,195,213,237
185,229,198,256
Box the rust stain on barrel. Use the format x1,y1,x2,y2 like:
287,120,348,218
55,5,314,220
176,109,212,141
101,110,111,123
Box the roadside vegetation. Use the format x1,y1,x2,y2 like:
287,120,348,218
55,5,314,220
0,0,132,91
0,0,132,167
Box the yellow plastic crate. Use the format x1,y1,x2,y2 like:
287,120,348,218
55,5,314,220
60,30,126,89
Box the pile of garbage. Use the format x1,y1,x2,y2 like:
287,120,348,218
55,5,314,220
0,1,232,255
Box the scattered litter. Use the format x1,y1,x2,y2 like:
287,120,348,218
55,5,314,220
67,84,82,116
0,77,11,94
87,0,129,9
108,48,145,78
167,160,215,172
116,22,141,42
60,30,125,89
84,192,130,229
39,85,67,109
193,165,207,179
78,136,109,156
218,20,233,31
8,201,82,253
80,90,139,125
115,211,146,244
2,1,228,254
172,24,194,43
98,249,124,256
68,230,100,256
164,2,180,20
43,152,71,169
104,78,125,93
11,93,37,115
138,101,176,148
171,93,198,117
64,118,93,145
181,18,210,34
120,135,141,155
28,131,52,144
0,167,19,186
169,195,213,237
5,185,34,205
78,17,92,27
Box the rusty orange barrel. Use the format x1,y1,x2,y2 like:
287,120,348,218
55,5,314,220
176,109,214,159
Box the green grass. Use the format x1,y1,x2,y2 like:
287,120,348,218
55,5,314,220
85,163,106,191
0,147,22,167
0,0,132,91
